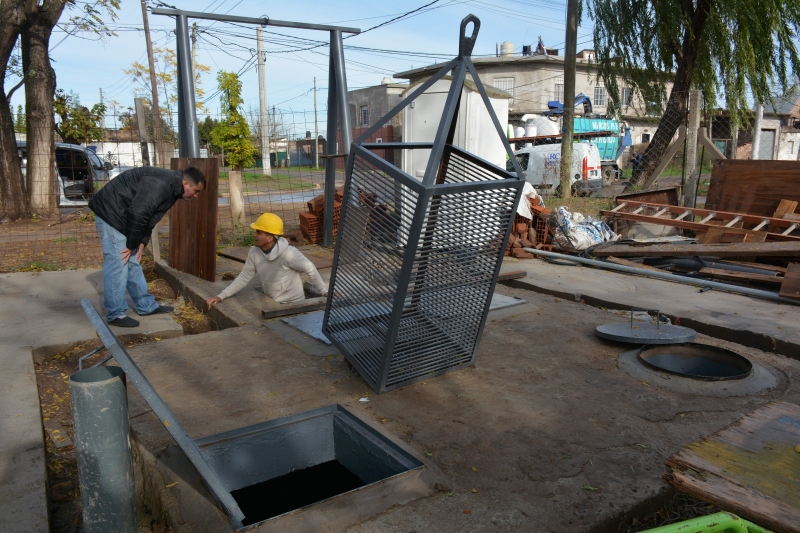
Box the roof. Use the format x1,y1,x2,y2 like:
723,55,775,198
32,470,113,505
394,54,571,80
764,91,800,116
400,75,512,100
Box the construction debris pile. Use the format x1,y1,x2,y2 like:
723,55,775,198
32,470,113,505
299,189,343,244
525,160,800,303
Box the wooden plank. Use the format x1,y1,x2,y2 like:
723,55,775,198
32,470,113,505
612,200,800,230
497,270,527,282
768,200,798,232
600,210,800,242
712,260,787,274
605,256,661,270
593,241,800,258
706,160,800,217
779,263,800,299
664,402,800,533
700,226,768,244
697,267,782,285
261,297,326,319
169,158,219,282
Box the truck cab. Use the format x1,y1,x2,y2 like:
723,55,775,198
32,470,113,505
507,143,603,196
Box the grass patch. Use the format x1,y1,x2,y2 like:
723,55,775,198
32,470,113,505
218,171,318,192
53,237,79,244
546,197,614,219
17,261,61,272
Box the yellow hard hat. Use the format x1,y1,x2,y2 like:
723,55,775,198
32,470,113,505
250,213,283,235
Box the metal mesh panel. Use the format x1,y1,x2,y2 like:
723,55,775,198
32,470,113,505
325,146,521,392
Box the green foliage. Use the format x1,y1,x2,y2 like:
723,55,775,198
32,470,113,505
54,89,107,145
588,0,800,126
198,116,220,149
210,71,256,170
240,232,255,247
14,105,25,133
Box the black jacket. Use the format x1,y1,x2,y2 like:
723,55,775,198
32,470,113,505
89,167,184,250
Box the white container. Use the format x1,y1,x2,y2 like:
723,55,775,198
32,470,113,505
533,116,560,136
524,119,537,137
514,126,525,138
500,41,514,56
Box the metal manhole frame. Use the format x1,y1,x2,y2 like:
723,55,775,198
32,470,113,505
636,343,754,382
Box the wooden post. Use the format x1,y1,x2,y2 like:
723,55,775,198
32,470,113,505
169,158,219,281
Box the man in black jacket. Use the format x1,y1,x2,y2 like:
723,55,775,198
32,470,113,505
89,166,206,327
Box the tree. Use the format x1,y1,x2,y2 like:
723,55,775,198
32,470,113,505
14,104,25,133
0,0,119,220
54,89,106,144
198,115,220,153
210,71,255,170
589,0,800,190
0,5,28,222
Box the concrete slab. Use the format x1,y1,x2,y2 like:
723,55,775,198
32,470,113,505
501,258,800,360
0,269,183,532
123,284,800,532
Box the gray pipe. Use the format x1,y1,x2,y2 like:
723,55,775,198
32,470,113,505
523,248,800,307
176,13,199,157
70,366,138,533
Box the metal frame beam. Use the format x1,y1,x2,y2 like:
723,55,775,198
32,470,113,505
151,8,360,33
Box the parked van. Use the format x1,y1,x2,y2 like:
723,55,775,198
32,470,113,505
17,141,112,207
507,142,602,196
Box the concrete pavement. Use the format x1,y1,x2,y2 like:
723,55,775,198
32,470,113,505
0,270,182,533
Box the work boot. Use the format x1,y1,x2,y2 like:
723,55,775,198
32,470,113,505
141,305,174,315
108,316,140,328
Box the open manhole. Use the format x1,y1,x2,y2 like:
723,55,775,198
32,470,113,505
637,343,753,381
194,404,425,528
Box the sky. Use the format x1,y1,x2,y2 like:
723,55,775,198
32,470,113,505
9,0,595,135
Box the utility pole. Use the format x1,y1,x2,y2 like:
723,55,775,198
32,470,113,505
191,22,198,83
99,88,105,142
751,103,764,160
256,27,271,176
140,0,164,166
313,77,319,169
683,90,702,207
559,0,579,199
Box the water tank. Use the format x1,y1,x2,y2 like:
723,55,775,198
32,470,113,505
533,116,560,136
500,41,514,56
524,119,537,137
381,76,392,85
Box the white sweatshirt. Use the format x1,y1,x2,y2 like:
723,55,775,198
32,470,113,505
217,238,327,304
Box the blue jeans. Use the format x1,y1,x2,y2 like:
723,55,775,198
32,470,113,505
95,216,158,321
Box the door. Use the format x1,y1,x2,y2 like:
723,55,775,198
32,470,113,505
757,130,776,160
87,150,109,184
56,147,93,198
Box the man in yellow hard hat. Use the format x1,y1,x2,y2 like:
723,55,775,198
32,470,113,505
206,213,327,308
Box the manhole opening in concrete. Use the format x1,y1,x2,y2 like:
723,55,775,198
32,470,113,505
636,343,753,381
195,404,424,528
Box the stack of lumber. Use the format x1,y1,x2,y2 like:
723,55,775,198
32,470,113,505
299,190,343,244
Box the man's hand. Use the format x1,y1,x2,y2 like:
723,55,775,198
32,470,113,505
120,248,132,263
206,296,222,310
137,243,145,262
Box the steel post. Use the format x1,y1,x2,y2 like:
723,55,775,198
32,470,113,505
176,14,199,157
70,366,137,533
323,33,339,247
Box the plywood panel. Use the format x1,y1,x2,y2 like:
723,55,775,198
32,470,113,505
779,263,800,300
706,160,800,217
664,402,800,533
169,158,219,282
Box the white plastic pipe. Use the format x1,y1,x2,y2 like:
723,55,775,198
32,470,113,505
523,248,800,306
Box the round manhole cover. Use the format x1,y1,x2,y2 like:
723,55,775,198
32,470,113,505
636,343,753,381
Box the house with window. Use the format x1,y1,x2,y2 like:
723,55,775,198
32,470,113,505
393,48,674,148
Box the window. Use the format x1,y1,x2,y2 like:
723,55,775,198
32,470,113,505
506,152,529,172
641,133,651,143
593,86,607,107
361,106,369,126
493,77,515,103
554,77,564,103
621,87,632,107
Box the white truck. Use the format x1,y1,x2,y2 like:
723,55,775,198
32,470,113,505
507,142,602,196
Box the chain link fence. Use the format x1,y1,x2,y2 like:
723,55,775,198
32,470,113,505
1,104,400,271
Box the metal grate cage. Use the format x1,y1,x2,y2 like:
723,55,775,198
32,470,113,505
323,15,525,393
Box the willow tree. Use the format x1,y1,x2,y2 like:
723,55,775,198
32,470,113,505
589,0,800,189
